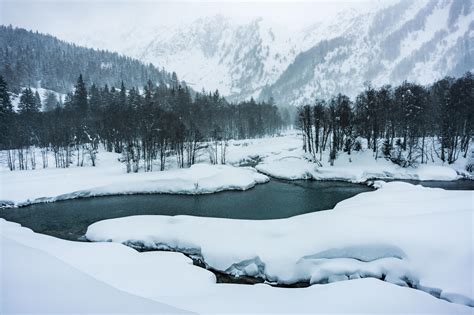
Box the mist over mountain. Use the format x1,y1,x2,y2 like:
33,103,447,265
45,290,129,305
75,0,471,105
262,0,473,105
1,0,472,105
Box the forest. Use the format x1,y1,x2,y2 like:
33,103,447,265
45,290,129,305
0,25,178,93
0,75,284,172
297,72,473,167
1,72,472,173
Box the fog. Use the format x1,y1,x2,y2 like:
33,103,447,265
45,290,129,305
1,0,377,50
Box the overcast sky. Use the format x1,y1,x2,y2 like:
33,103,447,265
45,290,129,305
1,0,377,49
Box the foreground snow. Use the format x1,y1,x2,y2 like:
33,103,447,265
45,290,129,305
87,182,474,307
2,218,472,314
0,159,268,206
1,236,190,314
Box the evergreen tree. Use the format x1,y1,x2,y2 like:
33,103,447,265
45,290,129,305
0,75,12,114
73,74,88,112
0,75,14,154
43,90,58,111
34,90,42,110
119,81,126,107
88,84,101,110
18,88,39,114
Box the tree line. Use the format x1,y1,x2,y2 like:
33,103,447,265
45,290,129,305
0,75,284,172
297,72,473,167
0,25,178,94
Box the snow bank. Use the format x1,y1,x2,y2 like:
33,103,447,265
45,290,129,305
1,237,190,314
224,131,464,182
86,182,474,306
0,160,268,206
2,219,471,314
256,158,317,179
0,218,212,313
256,153,460,182
1,131,467,208
166,277,472,314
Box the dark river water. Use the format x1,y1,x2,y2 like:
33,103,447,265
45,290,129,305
0,180,373,240
1,179,472,241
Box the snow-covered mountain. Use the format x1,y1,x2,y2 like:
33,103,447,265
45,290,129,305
263,0,474,105
120,15,298,101
67,0,473,105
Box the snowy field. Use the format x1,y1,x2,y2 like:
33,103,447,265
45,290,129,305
241,133,466,182
2,181,473,313
0,131,469,206
0,158,268,206
86,182,474,307
1,131,473,313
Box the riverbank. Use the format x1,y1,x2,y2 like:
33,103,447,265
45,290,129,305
0,160,268,207
85,181,474,307
1,132,471,207
2,180,474,313
0,180,373,240
246,133,469,182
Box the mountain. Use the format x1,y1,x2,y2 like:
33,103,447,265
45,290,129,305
122,15,298,102
262,0,474,105
0,25,182,93
2,0,472,105
95,0,472,105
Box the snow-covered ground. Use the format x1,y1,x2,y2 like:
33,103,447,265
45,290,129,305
0,155,268,206
1,131,470,206
237,132,467,182
2,181,473,313
10,87,66,111
86,181,474,307
1,236,191,314
1,131,472,312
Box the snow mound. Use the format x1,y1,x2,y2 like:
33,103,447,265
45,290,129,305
301,244,406,262
1,236,191,314
256,159,316,180
86,182,474,306
257,158,459,182
228,132,463,182
3,218,472,313
0,162,269,207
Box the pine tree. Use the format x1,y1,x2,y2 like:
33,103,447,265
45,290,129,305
73,74,88,112
119,81,126,107
18,88,39,114
34,90,42,110
43,91,58,111
0,75,14,152
0,75,13,114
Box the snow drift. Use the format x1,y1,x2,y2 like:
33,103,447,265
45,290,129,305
86,182,474,306
0,162,268,207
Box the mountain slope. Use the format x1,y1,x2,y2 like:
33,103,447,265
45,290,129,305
128,15,297,101
262,0,474,104
111,0,472,105
0,26,181,93
3,0,472,104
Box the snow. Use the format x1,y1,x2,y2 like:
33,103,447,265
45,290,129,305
2,218,472,314
0,157,268,206
227,132,464,182
10,87,66,112
257,160,460,183
170,278,472,314
0,131,468,207
1,235,191,314
86,181,474,307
